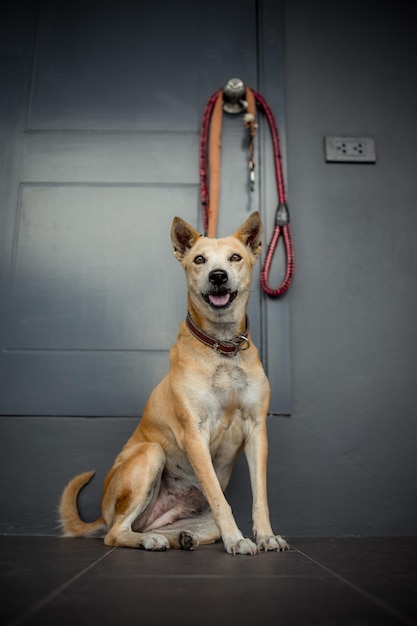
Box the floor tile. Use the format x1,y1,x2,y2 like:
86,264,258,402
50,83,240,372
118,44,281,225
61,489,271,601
20,565,402,626
0,536,113,625
291,537,417,623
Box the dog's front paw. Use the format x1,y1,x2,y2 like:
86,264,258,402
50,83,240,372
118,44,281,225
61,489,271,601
256,534,289,552
141,533,170,551
225,537,259,556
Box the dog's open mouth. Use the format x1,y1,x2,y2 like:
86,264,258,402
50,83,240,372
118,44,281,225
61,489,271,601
202,290,238,309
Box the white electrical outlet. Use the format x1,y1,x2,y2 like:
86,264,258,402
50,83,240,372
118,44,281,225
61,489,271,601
325,136,376,163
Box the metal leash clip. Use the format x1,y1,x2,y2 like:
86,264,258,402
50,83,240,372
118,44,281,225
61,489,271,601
223,78,257,192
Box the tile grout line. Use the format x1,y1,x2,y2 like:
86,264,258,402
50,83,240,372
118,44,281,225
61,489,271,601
291,544,417,626
5,548,117,626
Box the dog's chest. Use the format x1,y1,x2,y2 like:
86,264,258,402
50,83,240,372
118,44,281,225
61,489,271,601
211,362,247,396
207,360,254,425
209,361,249,411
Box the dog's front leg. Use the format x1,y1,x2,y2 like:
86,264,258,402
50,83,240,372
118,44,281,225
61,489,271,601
184,434,258,555
245,421,289,552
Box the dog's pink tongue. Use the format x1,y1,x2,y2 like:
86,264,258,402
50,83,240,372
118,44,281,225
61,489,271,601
209,293,230,307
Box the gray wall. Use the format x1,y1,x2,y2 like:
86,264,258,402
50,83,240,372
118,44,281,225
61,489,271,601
1,1,416,537
273,0,417,535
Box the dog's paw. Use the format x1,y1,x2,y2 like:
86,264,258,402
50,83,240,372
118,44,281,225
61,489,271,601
225,537,259,556
256,534,289,552
141,533,170,551
179,530,199,551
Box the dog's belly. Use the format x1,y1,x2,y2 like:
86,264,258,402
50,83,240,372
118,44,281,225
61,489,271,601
136,472,208,532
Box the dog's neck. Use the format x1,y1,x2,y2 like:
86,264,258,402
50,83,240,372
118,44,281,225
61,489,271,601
187,299,248,341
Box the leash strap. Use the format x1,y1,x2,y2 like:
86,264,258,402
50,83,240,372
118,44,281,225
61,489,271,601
252,89,295,297
207,93,223,238
200,88,222,236
199,84,295,298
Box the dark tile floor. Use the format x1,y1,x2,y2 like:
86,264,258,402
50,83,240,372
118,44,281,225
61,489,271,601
1,536,416,626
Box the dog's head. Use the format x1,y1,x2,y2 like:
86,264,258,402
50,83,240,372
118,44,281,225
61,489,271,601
171,212,263,319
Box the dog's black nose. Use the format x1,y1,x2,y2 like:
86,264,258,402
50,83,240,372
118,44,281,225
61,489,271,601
209,269,228,286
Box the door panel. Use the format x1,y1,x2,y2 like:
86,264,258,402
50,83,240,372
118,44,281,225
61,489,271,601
0,0,291,415
22,133,198,184
7,184,193,351
29,1,200,131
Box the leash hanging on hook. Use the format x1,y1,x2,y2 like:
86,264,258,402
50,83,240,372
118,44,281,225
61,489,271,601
199,78,295,298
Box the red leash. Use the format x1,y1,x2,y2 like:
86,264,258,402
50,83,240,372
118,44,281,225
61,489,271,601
199,88,222,236
252,89,295,297
199,82,295,298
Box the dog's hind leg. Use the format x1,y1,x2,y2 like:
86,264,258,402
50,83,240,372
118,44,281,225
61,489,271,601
153,511,221,550
102,441,170,550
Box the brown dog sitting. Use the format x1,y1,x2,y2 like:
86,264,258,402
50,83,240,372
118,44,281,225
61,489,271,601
59,212,288,555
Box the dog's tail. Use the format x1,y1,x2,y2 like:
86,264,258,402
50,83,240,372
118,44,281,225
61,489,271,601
58,470,107,538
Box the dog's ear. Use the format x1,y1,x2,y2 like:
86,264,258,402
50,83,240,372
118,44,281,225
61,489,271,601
171,217,201,261
234,211,263,259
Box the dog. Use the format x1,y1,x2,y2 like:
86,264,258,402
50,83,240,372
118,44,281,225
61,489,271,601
59,211,288,555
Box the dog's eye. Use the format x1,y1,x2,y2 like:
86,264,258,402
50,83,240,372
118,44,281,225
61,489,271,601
229,254,242,262
194,255,206,265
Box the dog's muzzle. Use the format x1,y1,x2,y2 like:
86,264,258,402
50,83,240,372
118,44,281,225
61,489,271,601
203,269,237,309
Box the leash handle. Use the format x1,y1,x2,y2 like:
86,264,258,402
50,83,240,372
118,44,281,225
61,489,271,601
260,220,295,297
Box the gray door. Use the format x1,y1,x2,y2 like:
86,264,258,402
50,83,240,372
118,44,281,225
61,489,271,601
0,0,291,416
